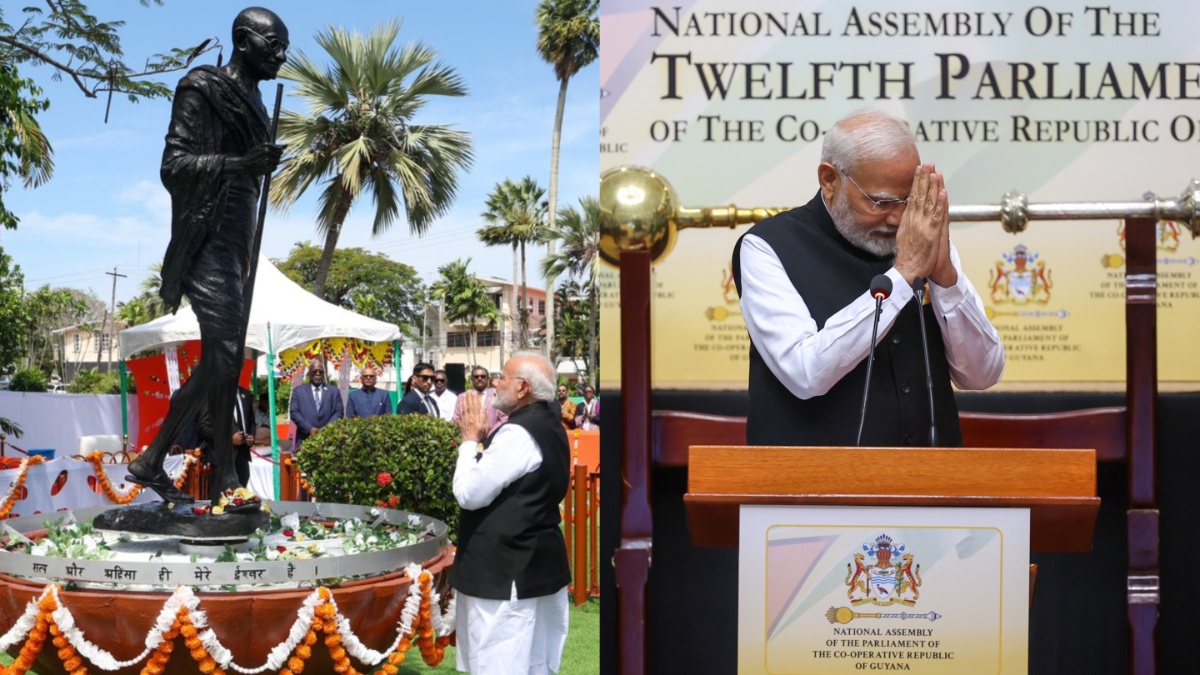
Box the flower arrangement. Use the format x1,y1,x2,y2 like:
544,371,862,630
0,565,456,674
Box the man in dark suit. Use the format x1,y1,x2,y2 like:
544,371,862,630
397,362,439,416
290,361,344,449
195,386,257,486
346,364,393,418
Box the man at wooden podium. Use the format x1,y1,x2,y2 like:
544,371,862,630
732,108,1005,445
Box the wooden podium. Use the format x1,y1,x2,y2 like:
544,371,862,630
684,445,1099,553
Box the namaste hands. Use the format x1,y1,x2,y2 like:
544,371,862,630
894,163,957,288
457,391,489,445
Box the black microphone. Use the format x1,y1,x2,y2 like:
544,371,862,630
912,277,937,446
856,274,893,446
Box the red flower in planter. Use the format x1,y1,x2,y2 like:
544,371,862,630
377,472,393,487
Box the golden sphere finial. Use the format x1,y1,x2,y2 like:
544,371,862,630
599,165,679,266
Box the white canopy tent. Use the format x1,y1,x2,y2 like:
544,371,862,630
120,255,401,359
118,255,404,497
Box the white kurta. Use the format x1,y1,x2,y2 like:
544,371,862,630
738,232,1005,400
452,425,570,674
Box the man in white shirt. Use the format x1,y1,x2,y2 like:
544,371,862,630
452,353,570,674
732,108,1005,447
431,369,458,422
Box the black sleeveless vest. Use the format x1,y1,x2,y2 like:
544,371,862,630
451,400,571,600
731,191,962,448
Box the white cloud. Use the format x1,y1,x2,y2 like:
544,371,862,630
117,180,173,224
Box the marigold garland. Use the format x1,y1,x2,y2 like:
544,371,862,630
0,564,456,674
0,455,45,520
84,452,196,505
283,456,315,495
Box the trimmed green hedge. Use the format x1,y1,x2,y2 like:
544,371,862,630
295,413,462,538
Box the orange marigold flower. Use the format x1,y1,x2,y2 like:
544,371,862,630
58,646,75,660
144,663,165,675
63,656,83,671
296,644,312,660
324,633,343,646
315,604,336,620
160,640,176,653
330,646,347,661
190,647,208,661
287,656,306,673
304,630,318,646
180,624,198,638
198,656,217,673
332,660,350,674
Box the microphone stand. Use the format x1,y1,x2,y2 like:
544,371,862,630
856,274,892,446
912,278,937,446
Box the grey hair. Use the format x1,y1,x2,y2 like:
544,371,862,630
821,109,917,174
511,352,557,402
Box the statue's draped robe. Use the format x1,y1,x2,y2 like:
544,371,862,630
146,65,269,500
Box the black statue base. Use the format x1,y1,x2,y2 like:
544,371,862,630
94,501,269,539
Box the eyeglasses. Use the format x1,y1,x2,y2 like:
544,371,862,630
415,374,434,381
471,373,489,379
434,378,446,384
309,369,325,375
361,374,377,379
838,168,908,213
241,26,289,54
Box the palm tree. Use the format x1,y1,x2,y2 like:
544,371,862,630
0,64,53,230
541,195,599,386
138,262,174,318
115,296,151,327
535,0,599,359
430,259,498,367
478,176,547,350
271,21,474,300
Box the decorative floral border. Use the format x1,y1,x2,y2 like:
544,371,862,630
0,563,454,674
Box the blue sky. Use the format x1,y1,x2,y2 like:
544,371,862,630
0,0,598,309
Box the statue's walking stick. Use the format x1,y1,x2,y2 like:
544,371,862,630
237,83,285,358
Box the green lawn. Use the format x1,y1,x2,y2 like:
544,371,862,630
2,597,600,674
398,597,599,674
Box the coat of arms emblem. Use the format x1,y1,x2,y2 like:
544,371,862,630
989,244,1053,304
845,534,921,607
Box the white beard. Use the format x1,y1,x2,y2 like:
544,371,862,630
828,190,898,258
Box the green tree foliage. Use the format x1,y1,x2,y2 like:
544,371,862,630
478,176,548,349
270,20,474,300
295,414,462,538
550,278,591,374
0,65,51,230
135,262,176,319
20,285,94,372
429,258,498,367
535,0,598,356
542,196,598,386
65,367,122,394
115,296,151,327
0,1,219,229
275,243,428,342
0,248,28,372
10,366,47,392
